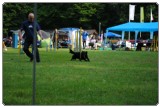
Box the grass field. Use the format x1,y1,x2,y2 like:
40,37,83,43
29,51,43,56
3,47,158,105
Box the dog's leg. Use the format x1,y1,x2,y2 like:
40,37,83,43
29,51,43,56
87,58,90,62
86,55,90,61
79,57,82,61
71,55,75,61
83,54,86,61
83,53,89,61
87,57,90,61
84,56,88,61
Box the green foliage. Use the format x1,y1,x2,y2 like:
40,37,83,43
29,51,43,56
3,3,33,35
3,3,158,36
3,48,158,105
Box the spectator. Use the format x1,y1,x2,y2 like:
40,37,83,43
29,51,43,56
95,36,102,50
3,41,7,51
116,38,123,48
111,39,123,50
89,36,96,50
82,30,88,49
8,36,12,47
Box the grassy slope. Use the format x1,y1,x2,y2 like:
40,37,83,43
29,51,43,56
3,48,158,105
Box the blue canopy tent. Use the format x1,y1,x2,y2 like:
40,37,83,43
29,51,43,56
106,22,158,46
104,32,121,38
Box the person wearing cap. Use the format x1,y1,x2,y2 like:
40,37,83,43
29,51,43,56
18,13,43,62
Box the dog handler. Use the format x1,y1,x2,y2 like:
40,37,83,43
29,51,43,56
18,13,43,62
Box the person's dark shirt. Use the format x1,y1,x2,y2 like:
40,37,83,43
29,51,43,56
20,20,40,40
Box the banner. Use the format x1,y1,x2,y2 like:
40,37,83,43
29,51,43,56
140,7,144,22
150,8,154,22
129,4,135,21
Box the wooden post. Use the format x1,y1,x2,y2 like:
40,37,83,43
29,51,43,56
55,29,58,51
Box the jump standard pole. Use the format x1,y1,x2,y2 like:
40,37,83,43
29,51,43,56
79,27,82,59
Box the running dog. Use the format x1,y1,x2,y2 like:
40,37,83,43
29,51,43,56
69,49,90,61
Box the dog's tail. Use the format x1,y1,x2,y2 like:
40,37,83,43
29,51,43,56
69,49,74,54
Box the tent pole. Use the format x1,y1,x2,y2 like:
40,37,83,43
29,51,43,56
128,15,130,40
104,30,108,50
150,31,153,39
140,32,141,38
122,31,125,41
134,31,138,50
99,22,101,36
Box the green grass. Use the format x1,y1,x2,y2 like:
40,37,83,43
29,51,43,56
3,48,158,105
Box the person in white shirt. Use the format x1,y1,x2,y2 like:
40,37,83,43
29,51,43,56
95,36,102,50
89,36,96,49
116,39,123,48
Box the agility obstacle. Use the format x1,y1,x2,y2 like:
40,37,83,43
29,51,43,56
18,40,23,55
74,28,82,53
151,35,158,51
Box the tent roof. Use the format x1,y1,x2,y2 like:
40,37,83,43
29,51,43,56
41,30,50,39
85,29,98,35
107,22,158,32
104,32,121,38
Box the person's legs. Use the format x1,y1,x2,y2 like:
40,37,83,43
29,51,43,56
31,42,40,62
83,40,86,49
83,41,85,49
95,43,97,50
84,40,86,48
23,40,33,61
36,46,40,62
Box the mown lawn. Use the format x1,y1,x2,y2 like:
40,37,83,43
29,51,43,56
3,48,158,105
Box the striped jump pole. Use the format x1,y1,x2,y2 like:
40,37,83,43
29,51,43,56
79,27,82,58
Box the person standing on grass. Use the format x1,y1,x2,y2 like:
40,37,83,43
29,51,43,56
82,30,88,49
18,13,43,62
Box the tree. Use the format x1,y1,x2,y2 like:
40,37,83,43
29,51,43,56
3,3,33,36
2,3,158,37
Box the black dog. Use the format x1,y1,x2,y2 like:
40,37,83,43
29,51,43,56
69,49,90,61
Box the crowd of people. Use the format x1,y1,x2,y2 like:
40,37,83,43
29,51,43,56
81,30,125,50
82,31,104,50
